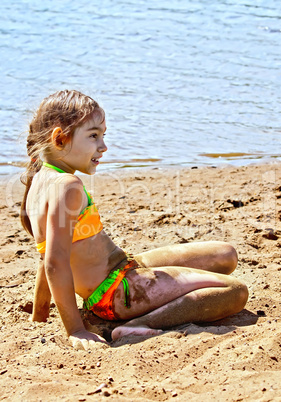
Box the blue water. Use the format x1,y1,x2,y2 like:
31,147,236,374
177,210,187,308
0,0,280,175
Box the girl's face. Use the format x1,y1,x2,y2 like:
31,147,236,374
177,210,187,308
61,111,107,175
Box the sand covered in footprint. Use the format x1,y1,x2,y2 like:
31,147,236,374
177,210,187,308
0,162,281,401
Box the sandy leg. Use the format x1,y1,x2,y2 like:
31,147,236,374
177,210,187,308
112,281,248,341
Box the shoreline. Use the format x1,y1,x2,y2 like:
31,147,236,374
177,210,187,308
1,156,280,182
1,162,281,400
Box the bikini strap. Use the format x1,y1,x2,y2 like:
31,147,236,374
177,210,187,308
43,162,66,174
83,186,93,205
43,162,93,206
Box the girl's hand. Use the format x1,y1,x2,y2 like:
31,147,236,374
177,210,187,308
69,329,108,350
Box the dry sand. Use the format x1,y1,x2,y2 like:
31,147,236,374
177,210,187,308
0,162,281,401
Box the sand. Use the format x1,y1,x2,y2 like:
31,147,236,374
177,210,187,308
0,162,281,401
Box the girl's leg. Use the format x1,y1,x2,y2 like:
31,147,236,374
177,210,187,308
112,266,248,340
112,282,248,340
135,241,238,275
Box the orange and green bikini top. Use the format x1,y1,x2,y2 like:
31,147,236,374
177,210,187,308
36,162,103,254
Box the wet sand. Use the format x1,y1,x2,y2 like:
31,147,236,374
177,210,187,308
0,162,281,401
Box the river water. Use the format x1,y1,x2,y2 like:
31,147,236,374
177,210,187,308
0,0,280,175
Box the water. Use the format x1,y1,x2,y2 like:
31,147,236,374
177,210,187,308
0,0,280,175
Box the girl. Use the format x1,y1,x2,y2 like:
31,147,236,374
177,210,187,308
21,90,248,349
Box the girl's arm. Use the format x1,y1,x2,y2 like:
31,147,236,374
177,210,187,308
32,260,51,322
44,176,107,346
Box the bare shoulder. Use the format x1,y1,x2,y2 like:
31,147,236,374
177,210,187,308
33,170,83,193
53,173,83,187
52,173,85,195
48,174,87,213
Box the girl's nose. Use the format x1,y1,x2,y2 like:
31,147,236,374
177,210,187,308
98,139,107,153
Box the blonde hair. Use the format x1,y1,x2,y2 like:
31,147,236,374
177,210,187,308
20,89,104,236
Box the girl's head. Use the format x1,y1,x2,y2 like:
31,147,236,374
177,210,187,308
21,89,105,235
26,89,105,169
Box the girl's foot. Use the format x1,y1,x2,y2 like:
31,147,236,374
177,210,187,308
111,324,163,341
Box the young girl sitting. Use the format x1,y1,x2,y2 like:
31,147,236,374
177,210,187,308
21,90,248,349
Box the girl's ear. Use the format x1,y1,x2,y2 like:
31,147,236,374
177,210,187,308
51,127,67,148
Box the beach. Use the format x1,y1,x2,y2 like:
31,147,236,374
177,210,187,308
0,162,281,401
